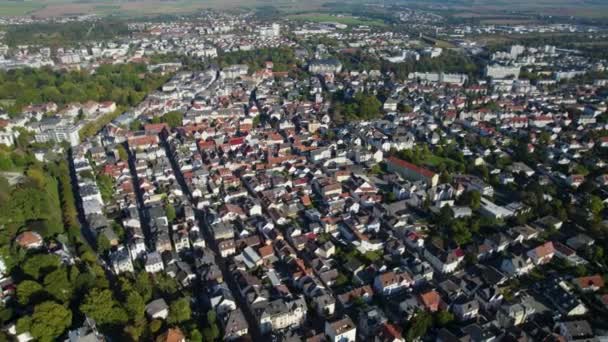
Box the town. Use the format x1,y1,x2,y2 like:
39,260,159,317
0,5,607,342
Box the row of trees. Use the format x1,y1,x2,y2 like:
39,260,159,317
0,165,64,238
217,47,298,73
331,91,383,123
4,20,130,47
0,63,170,116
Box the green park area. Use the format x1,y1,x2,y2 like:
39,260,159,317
288,13,387,27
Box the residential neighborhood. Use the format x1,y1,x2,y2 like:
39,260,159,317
0,3,607,342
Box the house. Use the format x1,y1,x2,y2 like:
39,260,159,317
222,308,249,341
539,279,588,317
325,316,357,342
418,290,442,312
15,231,43,250
254,297,307,334
110,247,134,274
337,285,374,308
378,323,404,342
209,284,235,315
218,239,236,257
156,327,185,342
557,320,597,341
423,242,464,274
308,58,343,74
145,298,169,320
373,270,413,296
496,298,536,328
574,275,604,292
501,254,534,276
145,252,164,273
452,295,479,321
386,157,439,187
527,241,555,265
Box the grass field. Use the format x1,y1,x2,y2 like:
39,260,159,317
6,0,328,18
2,0,608,19
287,13,387,27
0,1,46,16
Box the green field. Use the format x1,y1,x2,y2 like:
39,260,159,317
287,13,388,27
0,1,45,16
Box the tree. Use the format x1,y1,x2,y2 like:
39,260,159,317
21,254,61,280
156,274,179,296
97,234,111,254
116,144,128,161
80,288,128,326
26,301,72,342
0,153,14,171
436,205,454,227
588,195,604,218
16,280,44,305
165,203,176,223
406,310,433,341
149,319,163,333
43,268,73,303
96,174,114,203
203,310,219,341
435,310,454,327
168,298,191,324
461,190,481,210
190,329,203,342
134,272,153,302
125,292,145,321
161,111,183,128
451,220,472,245
124,318,146,341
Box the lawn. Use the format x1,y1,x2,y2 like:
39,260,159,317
0,1,45,16
423,154,458,168
288,13,387,27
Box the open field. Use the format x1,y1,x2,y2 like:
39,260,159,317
0,1,46,16
1,0,607,19
0,0,328,18
287,13,387,27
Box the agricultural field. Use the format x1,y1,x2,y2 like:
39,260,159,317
0,1,46,16
287,13,388,27
0,0,327,18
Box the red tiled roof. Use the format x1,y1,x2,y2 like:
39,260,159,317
387,156,436,179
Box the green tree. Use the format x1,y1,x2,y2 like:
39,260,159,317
21,254,61,280
190,329,203,342
124,318,146,341
150,319,163,333
125,292,145,321
588,195,604,218
203,310,220,341
406,310,433,341
134,272,153,302
435,310,454,327
80,288,128,326
43,268,73,303
161,111,183,128
96,173,114,203
97,234,111,254
168,298,191,324
16,280,44,306
25,301,72,342
117,144,128,161
165,203,176,223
